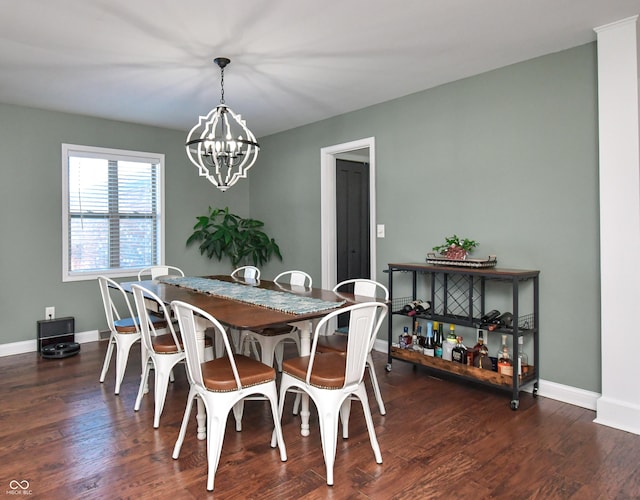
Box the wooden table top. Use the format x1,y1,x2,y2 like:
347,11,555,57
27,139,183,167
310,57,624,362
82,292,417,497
121,275,367,331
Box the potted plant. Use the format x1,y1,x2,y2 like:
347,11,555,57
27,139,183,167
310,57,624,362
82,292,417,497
432,234,478,260
186,207,283,268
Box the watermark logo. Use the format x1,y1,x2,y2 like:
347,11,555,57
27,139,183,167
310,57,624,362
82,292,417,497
6,480,32,496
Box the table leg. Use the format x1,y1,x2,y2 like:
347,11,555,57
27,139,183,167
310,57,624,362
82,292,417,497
194,316,209,441
290,318,315,437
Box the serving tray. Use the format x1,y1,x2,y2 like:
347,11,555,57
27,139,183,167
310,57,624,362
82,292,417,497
425,253,497,268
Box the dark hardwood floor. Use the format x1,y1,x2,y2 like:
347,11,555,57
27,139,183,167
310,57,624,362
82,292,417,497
2,340,639,499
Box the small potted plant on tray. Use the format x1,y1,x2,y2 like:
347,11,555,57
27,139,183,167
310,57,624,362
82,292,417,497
432,235,478,260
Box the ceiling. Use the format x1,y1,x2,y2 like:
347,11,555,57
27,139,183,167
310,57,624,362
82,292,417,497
1,0,638,138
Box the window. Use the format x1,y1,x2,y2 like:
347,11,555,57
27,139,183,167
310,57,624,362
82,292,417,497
62,144,164,282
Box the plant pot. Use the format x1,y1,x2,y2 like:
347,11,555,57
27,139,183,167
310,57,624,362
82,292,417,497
445,246,467,260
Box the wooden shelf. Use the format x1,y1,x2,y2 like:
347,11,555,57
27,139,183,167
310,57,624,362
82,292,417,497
390,347,536,388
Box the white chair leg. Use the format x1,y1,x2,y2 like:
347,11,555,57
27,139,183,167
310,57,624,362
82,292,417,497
99,336,115,383
317,393,342,486
153,366,172,429
292,392,301,415
134,358,152,411
366,354,386,415
205,407,228,492
232,400,244,432
265,383,287,461
114,335,138,395
339,398,352,439
169,369,175,383
356,384,382,464
173,386,197,459
274,342,285,372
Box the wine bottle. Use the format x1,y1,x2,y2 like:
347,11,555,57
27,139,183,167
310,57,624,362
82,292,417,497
423,322,435,357
480,309,501,326
488,312,514,331
443,324,457,361
416,325,425,349
433,321,443,358
414,300,431,314
517,336,530,379
403,300,420,314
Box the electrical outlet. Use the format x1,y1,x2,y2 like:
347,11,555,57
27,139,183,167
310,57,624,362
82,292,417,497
45,307,55,320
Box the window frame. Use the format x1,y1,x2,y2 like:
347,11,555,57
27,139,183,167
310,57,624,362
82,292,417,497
61,143,165,282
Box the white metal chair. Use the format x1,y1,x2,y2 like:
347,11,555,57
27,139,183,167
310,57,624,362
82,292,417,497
239,270,311,370
171,300,287,492
131,284,187,428
272,301,387,486
137,265,185,280
314,278,389,415
98,276,167,395
230,265,260,281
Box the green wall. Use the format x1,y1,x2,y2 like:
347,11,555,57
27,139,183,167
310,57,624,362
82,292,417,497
0,42,601,393
251,43,600,392
0,104,249,341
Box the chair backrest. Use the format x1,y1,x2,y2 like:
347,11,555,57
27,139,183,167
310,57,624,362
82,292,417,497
332,278,389,301
309,302,388,389
98,276,138,332
230,265,261,281
131,284,182,354
138,265,185,281
274,270,312,288
171,300,242,391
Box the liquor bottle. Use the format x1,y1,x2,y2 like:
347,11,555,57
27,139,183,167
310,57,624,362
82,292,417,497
517,336,530,379
488,312,514,331
433,321,443,358
468,329,484,366
443,324,457,361
416,325,425,349
474,342,492,369
400,326,410,349
496,334,513,376
480,309,501,326
411,320,418,350
451,336,467,364
423,322,435,356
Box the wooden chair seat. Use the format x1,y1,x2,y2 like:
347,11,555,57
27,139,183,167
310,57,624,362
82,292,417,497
282,353,346,389
201,355,276,392
115,315,167,334
152,333,213,354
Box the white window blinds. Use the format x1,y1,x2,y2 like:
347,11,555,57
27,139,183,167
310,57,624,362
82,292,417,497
62,144,164,281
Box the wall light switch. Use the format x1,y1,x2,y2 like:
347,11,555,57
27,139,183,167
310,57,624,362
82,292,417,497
376,224,385,238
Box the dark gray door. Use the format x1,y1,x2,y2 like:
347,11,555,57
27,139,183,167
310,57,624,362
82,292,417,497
336,159,370,288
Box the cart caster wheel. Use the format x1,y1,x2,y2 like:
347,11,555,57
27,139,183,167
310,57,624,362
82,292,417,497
511,400,519,410
533,386,538,398
385,363,392,372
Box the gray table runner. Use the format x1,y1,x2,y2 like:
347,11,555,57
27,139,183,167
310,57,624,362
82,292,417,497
158,276,345,314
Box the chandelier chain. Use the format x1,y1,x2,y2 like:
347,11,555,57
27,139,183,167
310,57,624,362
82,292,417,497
219,66,225,105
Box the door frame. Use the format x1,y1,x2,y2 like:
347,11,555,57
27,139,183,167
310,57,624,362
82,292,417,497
320,137,376,290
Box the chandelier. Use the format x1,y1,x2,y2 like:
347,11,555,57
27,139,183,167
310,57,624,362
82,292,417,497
185,57,259,192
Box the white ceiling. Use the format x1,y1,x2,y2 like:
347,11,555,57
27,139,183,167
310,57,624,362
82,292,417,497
1,0,638,138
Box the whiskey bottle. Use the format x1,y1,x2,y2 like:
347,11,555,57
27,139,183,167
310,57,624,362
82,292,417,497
497,334,513,376
423,322,435,357
451,336,467,364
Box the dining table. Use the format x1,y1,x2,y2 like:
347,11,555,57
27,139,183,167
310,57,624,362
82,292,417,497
121,274,382,441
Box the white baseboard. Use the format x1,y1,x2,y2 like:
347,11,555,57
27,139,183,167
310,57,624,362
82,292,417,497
372,339,600,412
0,330,101,358
594,396,640,435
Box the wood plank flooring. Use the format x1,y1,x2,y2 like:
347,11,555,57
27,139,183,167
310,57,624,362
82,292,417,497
1,340,640,499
